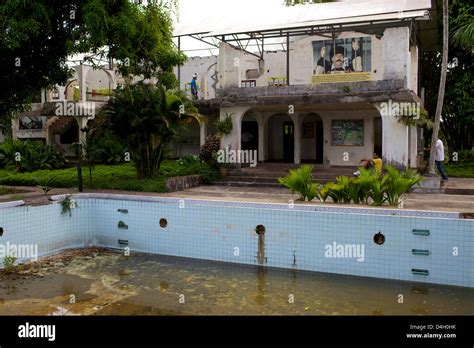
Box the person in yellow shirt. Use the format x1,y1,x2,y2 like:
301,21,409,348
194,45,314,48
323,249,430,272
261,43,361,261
372,153,383,175
353,153,383,177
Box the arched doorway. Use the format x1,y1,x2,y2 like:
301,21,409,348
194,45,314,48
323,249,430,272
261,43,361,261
301,113,324,164
241,112,259,152
267,113,294,163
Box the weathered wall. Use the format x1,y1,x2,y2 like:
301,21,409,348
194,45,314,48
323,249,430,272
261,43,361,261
174,55,218,99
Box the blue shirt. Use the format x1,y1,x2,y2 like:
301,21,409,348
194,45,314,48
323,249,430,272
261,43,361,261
190,78,198,94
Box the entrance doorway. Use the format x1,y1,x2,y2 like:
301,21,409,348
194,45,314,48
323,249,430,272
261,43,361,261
283,121,294,163
316,120,324,164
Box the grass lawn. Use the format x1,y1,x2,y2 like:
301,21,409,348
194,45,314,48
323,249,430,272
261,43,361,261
0,160,216,193
444,162,474,178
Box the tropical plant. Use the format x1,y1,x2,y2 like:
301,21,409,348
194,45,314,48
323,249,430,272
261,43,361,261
60,195,77,217
369,180,387,206
3,255,17,273
278,165,319,201
451,11,474,50
382,165,423,206
0,0,182,135
428,0,449,175
36,176,59,195
215,113,234,137
0,139,65,172
102,83,204,178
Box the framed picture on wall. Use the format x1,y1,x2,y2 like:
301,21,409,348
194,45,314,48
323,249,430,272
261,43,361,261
331,120,364,146
302,122,315,139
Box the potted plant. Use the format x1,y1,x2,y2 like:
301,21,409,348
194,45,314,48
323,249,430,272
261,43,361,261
215,113,234,137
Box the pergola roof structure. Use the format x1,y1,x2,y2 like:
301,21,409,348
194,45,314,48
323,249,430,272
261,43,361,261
174,0,432,57
173,0,433,84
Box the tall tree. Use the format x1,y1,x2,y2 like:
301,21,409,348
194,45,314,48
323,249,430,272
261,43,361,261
101,84,203,178
421,0,473,156
428,0,450,174
0,0,183,136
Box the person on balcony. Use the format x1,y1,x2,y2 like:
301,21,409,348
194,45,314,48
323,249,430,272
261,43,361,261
190,73,199,100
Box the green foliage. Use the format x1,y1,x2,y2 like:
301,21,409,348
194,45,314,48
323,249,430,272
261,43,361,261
101,83,203,178
451,10,474,49
0,161,217,192
0,0,182,133
421,0,473,154
279,164,422,206
278,165,320,201
3,255,17,273
199,135,221,167
36,176,59,195
215,113,234,137
382,165,423,206
60,194,77,217
445,162,474,178
0,139,65,172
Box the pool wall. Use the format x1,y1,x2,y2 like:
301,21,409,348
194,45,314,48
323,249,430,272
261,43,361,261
0,194,473,287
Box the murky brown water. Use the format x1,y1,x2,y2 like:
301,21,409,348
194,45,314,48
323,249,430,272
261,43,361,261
1,249,473,316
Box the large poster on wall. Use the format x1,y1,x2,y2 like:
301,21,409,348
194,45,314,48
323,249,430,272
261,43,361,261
331,120,364,146
312,37,372,84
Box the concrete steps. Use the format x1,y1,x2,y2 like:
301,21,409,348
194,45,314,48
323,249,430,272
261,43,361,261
219,166,356,188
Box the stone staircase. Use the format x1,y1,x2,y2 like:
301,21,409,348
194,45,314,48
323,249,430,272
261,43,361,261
219,164,357,188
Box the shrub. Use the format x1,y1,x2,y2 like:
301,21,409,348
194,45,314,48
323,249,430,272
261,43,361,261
0,139,65,172
215,113,234,137
3,255,17,273
279,164,422,206
382,165,422,206
278,165,320,201
199,135,220,167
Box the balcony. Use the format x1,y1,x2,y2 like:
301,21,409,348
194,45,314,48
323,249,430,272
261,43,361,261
215,79,417,107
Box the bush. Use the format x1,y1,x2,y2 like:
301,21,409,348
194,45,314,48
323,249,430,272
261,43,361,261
215,113,234,137
279,164,423,206
0,139,65,172
278,165,320,201
95,134,127,165
199,135,220,167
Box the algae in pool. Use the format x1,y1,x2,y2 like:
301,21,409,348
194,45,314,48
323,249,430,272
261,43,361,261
0,248,473,316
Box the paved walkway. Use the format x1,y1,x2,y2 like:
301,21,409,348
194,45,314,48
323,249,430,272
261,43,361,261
2,181,473,214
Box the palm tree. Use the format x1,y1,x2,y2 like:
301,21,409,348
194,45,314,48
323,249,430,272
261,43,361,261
428,0,449,175
451,11,474,50
102,83,204,178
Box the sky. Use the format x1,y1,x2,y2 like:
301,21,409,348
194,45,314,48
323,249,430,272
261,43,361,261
176,0,289,55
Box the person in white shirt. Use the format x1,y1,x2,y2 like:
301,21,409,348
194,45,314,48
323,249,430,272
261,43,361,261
435,138,448,181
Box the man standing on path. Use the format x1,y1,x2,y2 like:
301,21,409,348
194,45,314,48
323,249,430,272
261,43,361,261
435,138,448,183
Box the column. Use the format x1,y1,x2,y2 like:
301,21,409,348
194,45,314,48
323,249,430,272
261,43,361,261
293,113,301,165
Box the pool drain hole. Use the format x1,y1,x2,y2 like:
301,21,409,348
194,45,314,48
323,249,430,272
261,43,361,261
160,218,168,228
255,225,265,235
374,232,385,245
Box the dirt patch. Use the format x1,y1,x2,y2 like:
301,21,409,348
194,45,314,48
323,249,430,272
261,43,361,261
0,247,110,280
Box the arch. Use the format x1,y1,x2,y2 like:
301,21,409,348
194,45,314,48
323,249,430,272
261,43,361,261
301,113,324,164
266,113,294,163
241,111,259,153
